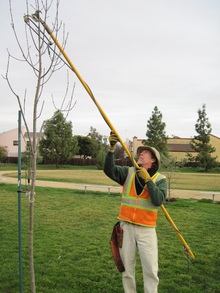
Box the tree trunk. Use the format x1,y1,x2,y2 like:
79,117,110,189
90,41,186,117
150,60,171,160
29,196,35,293
29,152,36,293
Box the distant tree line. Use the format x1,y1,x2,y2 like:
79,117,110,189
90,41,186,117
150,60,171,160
1,105,218,172
37,110,124,169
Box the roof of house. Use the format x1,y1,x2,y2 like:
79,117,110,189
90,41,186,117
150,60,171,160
167,143,195,152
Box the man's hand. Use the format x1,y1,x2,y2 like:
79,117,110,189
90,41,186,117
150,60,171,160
136,167,151,182
109,131,119,151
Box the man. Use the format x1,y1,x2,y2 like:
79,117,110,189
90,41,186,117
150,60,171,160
104,132,167,293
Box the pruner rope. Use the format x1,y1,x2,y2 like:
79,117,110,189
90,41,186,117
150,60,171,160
23,11,195,260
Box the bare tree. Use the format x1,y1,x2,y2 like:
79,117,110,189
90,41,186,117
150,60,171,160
3,1,75,292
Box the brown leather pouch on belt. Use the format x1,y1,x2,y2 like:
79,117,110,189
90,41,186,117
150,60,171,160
110,222,125,272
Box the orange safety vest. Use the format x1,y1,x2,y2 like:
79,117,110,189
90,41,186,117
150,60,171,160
118,167,165,227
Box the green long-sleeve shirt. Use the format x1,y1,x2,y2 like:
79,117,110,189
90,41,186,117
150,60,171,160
104,151,167,206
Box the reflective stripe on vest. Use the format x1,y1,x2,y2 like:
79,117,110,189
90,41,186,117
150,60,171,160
118,167,165,227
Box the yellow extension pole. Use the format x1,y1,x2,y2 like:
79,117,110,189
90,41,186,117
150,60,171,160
27,14,195,260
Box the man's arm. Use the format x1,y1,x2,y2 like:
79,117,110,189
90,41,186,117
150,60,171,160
146,179,167,206
103,151,129,186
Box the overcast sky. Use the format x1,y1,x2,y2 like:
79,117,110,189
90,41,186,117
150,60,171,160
0,0,220,141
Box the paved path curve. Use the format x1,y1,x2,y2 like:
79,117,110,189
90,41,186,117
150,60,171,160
0,171,218,201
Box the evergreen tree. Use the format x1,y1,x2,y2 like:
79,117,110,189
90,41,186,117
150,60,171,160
144,106,168,156
39,111,78,166
190,104,217,171
76,135,97,159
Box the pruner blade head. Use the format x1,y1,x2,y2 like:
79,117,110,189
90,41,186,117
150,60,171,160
23,15,30,23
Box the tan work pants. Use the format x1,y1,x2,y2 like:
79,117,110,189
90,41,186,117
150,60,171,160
119,221,159,293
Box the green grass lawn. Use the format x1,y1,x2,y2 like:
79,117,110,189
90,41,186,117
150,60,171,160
1,183,220,292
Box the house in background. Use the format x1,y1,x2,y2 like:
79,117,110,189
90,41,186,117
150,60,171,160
166,136,196,161
0,127,28,162
129,134,220,163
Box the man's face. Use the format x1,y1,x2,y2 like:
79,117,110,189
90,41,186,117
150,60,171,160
137,149,156,169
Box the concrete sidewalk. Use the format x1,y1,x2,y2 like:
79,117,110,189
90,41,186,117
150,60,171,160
0,171,218,201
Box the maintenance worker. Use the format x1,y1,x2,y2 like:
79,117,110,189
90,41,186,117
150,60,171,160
104,131,167,293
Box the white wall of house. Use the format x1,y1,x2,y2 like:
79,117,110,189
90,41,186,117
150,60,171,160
0,127,27,157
